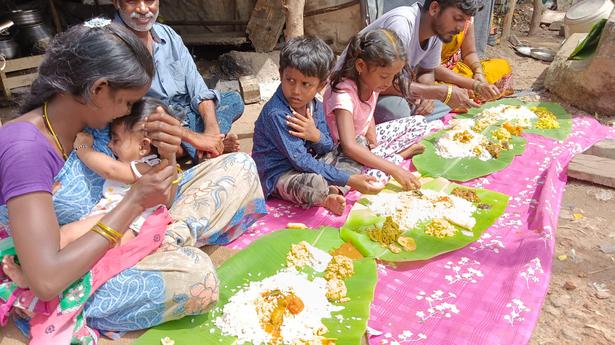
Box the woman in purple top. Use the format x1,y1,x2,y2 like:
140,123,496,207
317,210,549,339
0,21,176,300
0,19,266,338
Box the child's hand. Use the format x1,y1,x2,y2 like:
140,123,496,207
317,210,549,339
287,107,321,143
392,167,420,191
74,131,93,148
365,117,378,149
348,174,384,194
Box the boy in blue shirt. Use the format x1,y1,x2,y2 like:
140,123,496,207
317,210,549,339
252,36,382,215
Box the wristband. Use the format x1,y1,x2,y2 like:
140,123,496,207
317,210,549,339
130,161,143,178
472,80,480,93
74,144,89,151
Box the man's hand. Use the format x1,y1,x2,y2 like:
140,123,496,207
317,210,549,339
447,86,479,113
414,98,435,115
287,107,321,143
348,174,385,194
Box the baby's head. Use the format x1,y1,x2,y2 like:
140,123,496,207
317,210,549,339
108,97,172,162
279,36,335,112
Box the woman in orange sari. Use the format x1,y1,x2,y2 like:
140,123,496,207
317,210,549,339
435,19,513,102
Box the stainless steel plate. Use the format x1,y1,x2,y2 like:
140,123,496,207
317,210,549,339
530,48,556,62
515,45,533,56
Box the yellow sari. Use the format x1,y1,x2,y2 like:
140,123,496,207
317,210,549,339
441,21,513,98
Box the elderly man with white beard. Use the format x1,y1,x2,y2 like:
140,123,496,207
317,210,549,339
112,0,244,161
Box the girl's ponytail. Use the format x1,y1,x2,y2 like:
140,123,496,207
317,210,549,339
331,34,362,93
332,29,411,99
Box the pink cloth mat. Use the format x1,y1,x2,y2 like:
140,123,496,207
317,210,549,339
229,116,615,345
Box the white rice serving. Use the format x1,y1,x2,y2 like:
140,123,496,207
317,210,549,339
214,269,343,344
367,189,477,230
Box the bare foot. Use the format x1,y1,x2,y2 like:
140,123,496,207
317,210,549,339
399,143,426,159
322,194,346,216
223,133,240,153
2,256,29,288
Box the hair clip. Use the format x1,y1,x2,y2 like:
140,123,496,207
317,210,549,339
84,17,112,29
139,154,161,167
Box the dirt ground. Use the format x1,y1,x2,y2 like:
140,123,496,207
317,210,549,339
1,8,614,344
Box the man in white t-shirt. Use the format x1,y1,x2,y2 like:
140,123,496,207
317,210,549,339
342,0,484,122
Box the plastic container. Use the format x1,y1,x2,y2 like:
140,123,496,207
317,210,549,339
564,0,614,37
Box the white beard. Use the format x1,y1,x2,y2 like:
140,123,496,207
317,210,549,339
118,9,158,32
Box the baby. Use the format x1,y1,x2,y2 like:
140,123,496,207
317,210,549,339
2,97,179,288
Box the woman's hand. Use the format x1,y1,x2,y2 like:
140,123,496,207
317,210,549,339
126,159,176,211
143,107,182,161
473,73,488,84
391,167,420,191
475,82,500,101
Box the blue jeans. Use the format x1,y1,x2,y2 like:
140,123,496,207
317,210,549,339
182,91,245,159
374,95,450,124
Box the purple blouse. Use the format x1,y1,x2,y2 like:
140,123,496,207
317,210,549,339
0,122,64,204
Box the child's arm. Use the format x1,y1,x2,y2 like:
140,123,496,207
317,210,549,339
59,214,104,248
365,117,378,149
59,214,135,248
268,110,350,188
335,109,419,190
74,132,152,184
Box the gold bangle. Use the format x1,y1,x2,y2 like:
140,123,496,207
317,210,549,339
95,221,122,241
94,224,121,244
91,226,118,246
443,85,453,105
172,165,183,185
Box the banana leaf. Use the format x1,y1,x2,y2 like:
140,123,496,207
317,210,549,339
459,98,572,141
135,228,378,345
412,124,526,182
340,178,509,262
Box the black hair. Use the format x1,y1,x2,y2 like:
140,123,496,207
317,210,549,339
21,20,155,113
279,36,335,83
111,97,176,131
110,97,177,156
423,0,484,16
331,29,411,100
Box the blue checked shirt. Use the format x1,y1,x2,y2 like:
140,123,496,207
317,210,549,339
114,15,220,117
252,86,350,197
